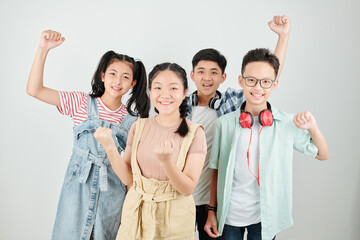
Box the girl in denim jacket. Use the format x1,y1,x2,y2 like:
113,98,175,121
27,30,150,240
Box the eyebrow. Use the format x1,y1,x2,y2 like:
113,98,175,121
196,67,219,71
109,69,132,76
153,82,180,86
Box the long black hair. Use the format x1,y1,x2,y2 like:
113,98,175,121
89,50,150,118
148,62,189,137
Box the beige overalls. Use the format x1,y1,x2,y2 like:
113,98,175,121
116,119,201,240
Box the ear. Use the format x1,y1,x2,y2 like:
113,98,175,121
272,79,279,88
190,70,195,82
238,75,244,87
101,72,105,82
131,80,137,89
183,88,188,99
220,73,227,84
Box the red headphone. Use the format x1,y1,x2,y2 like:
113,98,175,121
239,101,273,128
239,101,273,185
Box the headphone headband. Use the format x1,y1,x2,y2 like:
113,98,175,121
240,101,272,113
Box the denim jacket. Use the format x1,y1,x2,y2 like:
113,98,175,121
52,96,136,240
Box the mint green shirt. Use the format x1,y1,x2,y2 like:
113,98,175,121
209,107,318,240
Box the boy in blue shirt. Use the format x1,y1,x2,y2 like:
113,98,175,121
187,16,291,240
204,48,329,240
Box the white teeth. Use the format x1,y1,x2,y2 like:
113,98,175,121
160,101,171,105
252,93,263,97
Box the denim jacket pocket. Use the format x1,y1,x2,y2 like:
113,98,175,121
65,163,80,186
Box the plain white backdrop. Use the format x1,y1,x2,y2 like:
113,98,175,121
0,0,359,239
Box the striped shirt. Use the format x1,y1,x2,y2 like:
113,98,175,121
57,91,128,127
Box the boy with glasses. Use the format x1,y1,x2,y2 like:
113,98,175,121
187,16,291,240
204,48,329,240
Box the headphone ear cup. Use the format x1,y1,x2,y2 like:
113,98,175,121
239,112,254,128
208,91,222,109
259,109,273,126
209,97,221,109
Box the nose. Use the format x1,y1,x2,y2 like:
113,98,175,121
160,88,170,97
114,77,122,85
203,72,211,81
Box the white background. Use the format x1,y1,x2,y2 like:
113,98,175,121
0,0,359,239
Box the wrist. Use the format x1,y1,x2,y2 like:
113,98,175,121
207,205,217,212
278,32,290,39
104,143,117,153
37,47,50,55
308,123,319,133
207,209,216,217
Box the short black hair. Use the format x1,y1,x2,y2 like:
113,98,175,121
241,48,280,79
192,48,227,74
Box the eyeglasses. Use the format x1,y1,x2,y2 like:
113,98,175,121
243,77,275,89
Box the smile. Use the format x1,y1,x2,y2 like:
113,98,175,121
112,86,122,91
159,101,173,105
251,92,264,99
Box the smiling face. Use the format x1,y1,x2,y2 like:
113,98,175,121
150,70,187,118
190,60,226,103
101,60,136,100
238,61,278,111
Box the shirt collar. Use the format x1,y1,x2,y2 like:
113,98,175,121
271,107,284,122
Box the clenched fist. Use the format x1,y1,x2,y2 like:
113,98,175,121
94,126,115,149
293,110,317,130
268,15,290,36
39,30,65,50
154,139,174,163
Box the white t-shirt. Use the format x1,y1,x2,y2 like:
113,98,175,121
226,118,261,227
191,106,218,205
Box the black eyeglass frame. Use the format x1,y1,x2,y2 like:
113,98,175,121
243,77,275,89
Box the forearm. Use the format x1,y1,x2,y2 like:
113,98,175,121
27,47,60,105
104,145,133,185
308,125,330,160
207,170,218,224
274,33,290,80
209,169,218,207
160,160,197,196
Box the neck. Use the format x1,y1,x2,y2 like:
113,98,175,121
100,95,123,111
197,92,217,106
156,112,182,127
244,102,268,116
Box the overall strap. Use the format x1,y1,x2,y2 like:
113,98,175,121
130,118,147,176
86,95,100,119
176,123,203,170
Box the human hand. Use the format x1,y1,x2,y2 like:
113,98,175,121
39,30,65,50
204,212,220,238
268,15,290,36
154,139,174,163
94,126,115,149
293,110,317,131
